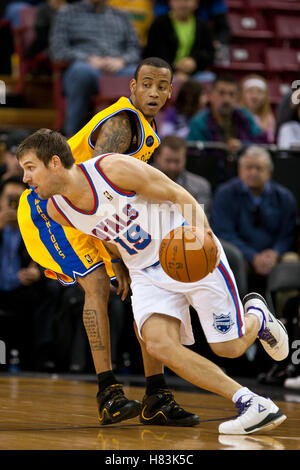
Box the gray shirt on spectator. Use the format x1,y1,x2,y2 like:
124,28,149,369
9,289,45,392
49,1,140,65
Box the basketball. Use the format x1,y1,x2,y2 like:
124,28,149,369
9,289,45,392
159,226,218,283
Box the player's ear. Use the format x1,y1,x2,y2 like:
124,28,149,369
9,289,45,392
168,83,173,100
130,78,137,94
51,155,62,168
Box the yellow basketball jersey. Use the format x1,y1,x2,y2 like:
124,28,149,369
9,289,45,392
18,188,115,285
68,97,161,164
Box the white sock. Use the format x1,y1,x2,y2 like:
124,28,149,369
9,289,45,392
232,387,258,403
245,308,264,331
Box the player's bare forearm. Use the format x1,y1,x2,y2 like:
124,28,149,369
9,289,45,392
92,112,132,157
172,185,211,232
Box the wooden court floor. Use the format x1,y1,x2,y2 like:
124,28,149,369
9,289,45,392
0,375,300,451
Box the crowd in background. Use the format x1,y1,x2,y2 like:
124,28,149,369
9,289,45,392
0,0,300,389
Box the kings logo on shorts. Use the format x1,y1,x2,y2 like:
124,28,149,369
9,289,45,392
213,313,234,334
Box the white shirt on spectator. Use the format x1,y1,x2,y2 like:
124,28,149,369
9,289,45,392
277,121,300,149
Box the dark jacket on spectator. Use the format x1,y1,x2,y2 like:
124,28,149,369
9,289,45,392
143,13,215,72
210,177,297,263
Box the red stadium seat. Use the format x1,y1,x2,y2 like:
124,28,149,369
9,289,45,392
214,44,265,74
13,6,50,94
93,75,131,110
228,12,273,40
51,61,68,130
226,0,245,10
274,16,300,41
265,48,300,73
248,0,300,12
267,79,290,104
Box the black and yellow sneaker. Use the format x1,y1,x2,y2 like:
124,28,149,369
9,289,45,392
97,384,141,425
139,389,200,427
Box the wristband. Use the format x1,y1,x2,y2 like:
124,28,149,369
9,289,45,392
111,258,120,264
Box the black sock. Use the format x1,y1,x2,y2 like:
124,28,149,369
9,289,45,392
97,370,119,392
146,373,169,395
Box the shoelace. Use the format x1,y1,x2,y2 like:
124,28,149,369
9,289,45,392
156,389,183,411
100,384,125,405
260,327,277,347
235,396,252,416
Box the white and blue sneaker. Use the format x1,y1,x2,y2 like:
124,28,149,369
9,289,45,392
219,395,287,435
243,292,289,361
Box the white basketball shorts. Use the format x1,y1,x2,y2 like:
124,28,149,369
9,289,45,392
130,239,245,345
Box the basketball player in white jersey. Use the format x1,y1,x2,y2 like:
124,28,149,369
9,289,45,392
17,129,288,434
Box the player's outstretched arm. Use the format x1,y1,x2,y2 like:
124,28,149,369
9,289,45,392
99,154,211,233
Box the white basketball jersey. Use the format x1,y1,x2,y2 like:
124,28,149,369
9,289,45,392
51,154,185,270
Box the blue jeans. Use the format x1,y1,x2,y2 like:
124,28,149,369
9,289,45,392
62,61,137,137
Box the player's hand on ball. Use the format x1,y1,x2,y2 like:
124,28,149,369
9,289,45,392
160,226,219,283
206,228,221,269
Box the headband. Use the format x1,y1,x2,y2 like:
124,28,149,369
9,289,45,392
243,78,267,90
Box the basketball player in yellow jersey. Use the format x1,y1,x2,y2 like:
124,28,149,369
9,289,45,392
68,57,170,165
18,58,200,426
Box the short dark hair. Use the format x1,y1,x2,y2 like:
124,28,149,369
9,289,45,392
134,57,173,82
0,176,26,196
16,128,75,168
212,73,239,89
155,135,187,155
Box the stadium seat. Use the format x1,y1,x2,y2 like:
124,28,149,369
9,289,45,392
12,6,50,95
226,0,245,10
93,75,131,110
248,0,300,12
265,262,300,314
51,61,68,130
214,44,265,74
265,48,300,74
267,79,290,104
228,12,273,40
274,15,300,42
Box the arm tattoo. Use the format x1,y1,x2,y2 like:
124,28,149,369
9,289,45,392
93,112,132,156
83,309,105,351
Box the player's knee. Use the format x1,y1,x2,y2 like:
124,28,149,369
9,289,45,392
144,336,174,363
210,341,243,359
